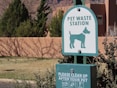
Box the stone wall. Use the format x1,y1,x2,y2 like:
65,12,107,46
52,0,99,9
0,37,62,58
0,37,115,58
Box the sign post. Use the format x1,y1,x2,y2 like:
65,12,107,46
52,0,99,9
73,0,83,64
74,0,85,5
56,0,98,88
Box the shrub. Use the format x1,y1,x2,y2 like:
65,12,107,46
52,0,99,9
0,0,29,37
93,38,117,88
14,68,55,88
14,80,33,88
14,20,33,37
34,69,55,88
49,10,63,37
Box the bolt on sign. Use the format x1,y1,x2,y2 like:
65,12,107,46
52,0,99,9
56,64,96,88
62,5,98,56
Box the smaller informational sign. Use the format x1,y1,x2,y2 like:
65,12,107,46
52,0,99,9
62,5,98,56
56,64,96,88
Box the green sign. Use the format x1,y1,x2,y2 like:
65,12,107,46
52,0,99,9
56,64,96,88
62,5,98,56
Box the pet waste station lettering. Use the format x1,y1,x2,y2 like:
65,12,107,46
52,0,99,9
62,5,98,56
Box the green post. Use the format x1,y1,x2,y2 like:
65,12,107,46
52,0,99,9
83,56,87,64
74,56,77,64
73,0,86,64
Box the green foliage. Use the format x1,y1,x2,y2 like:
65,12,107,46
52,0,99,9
14,20,33,37
14,80,32,88
33,0,51,37
35,69,55,88
0,0,51,37
14,69,55,88
0,0,29,37
95,38,117,88
85,38,117,88
49,10,63,37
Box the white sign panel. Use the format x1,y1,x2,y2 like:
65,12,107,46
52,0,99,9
62,5,98,56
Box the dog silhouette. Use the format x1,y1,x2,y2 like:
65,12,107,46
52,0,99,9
69,27,90,49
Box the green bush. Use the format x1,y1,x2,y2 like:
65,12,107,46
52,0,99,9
85,38,117,88
14,20,33,37
0,0,29,37
0,0,51,37
14,80,32,88
94,38,117,88
33,0,51,37
14,69,55,88
49,10,63,37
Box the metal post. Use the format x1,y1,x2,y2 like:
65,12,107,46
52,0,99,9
74,56,77,64
83,56,87,64
73,0,86,64
74,0,84,5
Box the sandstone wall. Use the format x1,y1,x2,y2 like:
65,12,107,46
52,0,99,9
0,37,62,58
0,37,116,58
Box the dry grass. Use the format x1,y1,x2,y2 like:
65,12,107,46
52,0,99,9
0,57,59,80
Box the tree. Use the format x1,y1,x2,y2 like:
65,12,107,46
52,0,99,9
0,0,29,37
14,19,33,37
33,0,51,37
49,10,63,37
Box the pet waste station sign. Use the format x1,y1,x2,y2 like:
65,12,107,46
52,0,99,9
56,5,98,88
56,64,96,88
62,5,98,56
